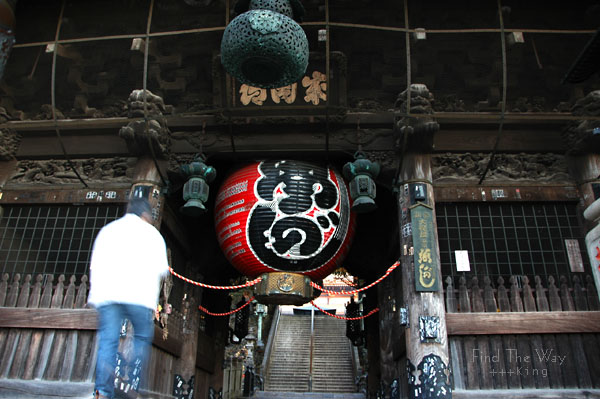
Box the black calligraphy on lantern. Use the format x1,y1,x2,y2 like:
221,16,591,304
247,160,350,273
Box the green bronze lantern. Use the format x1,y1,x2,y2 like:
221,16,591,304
343,152,381,214
180,158,217,217
221,0,308,88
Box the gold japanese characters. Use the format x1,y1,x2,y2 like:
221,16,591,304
239,71,327,106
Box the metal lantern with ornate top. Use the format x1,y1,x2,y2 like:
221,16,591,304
220,0,309,88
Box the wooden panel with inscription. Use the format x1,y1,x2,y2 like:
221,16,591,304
213,52,347,113
434,185,580,203
0,188,129,204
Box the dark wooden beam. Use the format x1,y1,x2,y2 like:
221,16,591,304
1,112,586,133
0,308,182,357
0,187,130,204
433,129,564,152
435,185,580,203
0,379,176,399
16,135,129,158
7,111,576,158
446,311,600,335
0,308,97,330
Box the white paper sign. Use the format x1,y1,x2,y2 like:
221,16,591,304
455,250,471,272
565,239,584,273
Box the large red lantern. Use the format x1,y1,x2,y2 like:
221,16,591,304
215,160,355,304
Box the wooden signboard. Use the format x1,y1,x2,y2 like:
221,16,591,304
411,203,439,292
213,51,347,113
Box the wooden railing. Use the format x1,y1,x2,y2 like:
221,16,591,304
0,273,183,397
445,274,600,314
444,274,600,335
444,274,600,392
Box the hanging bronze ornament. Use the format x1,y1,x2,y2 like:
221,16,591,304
343,151,381,214
180,156,217,217
221,0,308,89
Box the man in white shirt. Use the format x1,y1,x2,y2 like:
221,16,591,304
88,197,169,399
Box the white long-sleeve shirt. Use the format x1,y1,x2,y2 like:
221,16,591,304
88,213,169,309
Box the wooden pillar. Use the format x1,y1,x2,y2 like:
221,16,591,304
0,160,16,188
174,288,201,399
118,89,177,396
0,127,20,218
366,310,382,399
395,84,451,399
562,89,600,210
584,199,600,304
563,89,600,298
568,154,600,300
398,153,451,399
567,154,600,210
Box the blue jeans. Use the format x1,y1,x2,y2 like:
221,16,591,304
94,304,154,398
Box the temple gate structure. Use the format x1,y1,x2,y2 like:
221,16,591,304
0,1,599,398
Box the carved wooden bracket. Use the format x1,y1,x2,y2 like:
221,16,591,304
118,90,171,159
394,84,439,152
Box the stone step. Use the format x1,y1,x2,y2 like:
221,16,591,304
268,371,310,377
312,382,355,386
313,367,353,372
266,315,357,394
255,391,366,399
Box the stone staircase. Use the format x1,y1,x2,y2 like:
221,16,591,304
263,313,358,395
264,314,311,392
312,316,356,393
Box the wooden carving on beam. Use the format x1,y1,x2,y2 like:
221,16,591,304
394,84,439,152
0,128,20,161
432,153,570,183
8,158,136,186
119,90,171,159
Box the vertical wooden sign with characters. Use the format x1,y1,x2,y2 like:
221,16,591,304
411,203,439,292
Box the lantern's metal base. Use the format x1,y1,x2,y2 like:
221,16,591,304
254,272,317,305
180,199,206,217
351,196,378,213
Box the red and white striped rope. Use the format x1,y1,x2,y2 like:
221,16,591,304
169,267,262,290
310,260,400,295
310,300,379,321
335,275,358,287
198,296,256,316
